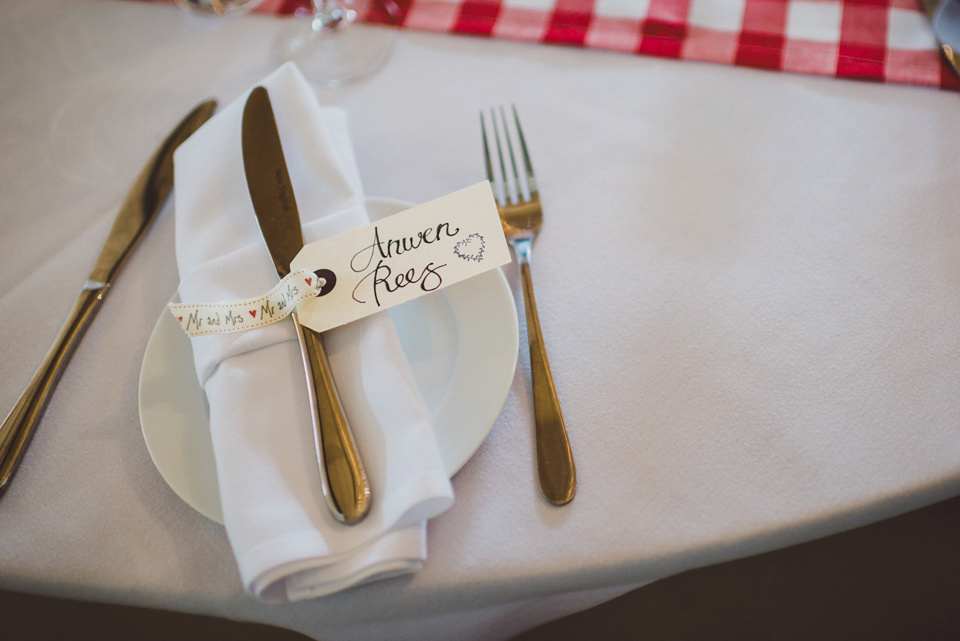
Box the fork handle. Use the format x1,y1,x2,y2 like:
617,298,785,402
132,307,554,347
516,253,576,505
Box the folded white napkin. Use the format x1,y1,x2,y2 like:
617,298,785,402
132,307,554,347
172,62,454,602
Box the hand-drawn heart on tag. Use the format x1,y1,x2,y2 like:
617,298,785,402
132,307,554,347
453,232,485,262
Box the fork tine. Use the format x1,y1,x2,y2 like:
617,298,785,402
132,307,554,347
481,111,506,205
480,112,494,185
511,105,537,195
498,106,522,199
490,108,511,203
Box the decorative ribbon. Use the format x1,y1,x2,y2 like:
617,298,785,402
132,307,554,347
168,268,332,337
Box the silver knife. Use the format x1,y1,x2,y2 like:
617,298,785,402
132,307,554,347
241,86,370,525
0,99,218,496
923,0,960,76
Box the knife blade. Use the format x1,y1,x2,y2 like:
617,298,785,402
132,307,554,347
0,99,218,496
241,86,370,525
923,0,960,77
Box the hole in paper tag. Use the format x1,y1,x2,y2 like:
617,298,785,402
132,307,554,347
314,268,337,296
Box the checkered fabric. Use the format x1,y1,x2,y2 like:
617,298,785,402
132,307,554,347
190,0,960,90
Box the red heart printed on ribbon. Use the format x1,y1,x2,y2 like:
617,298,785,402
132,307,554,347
249,310,257,319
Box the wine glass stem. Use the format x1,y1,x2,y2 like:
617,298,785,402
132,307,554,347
312,0,354,31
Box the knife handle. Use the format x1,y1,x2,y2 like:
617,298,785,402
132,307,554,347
292,313,371,524
0,284,107,495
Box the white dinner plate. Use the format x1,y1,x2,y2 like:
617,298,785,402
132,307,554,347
138,197,519,524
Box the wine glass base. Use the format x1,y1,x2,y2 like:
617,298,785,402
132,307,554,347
275,20,395,88
175,0,264,16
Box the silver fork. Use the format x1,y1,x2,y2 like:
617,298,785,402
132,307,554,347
481,106,576,505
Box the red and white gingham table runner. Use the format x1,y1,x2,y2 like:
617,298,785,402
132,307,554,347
175,0,960,90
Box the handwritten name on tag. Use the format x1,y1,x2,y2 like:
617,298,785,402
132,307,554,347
292,181,510,333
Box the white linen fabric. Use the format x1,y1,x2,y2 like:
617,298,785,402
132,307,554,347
7,3,960,640
172,62,453,602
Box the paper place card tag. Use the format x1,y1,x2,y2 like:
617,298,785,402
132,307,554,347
292,181,511,333
167,182,510,337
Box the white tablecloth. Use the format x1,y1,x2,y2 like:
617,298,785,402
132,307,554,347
2,1,960,639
